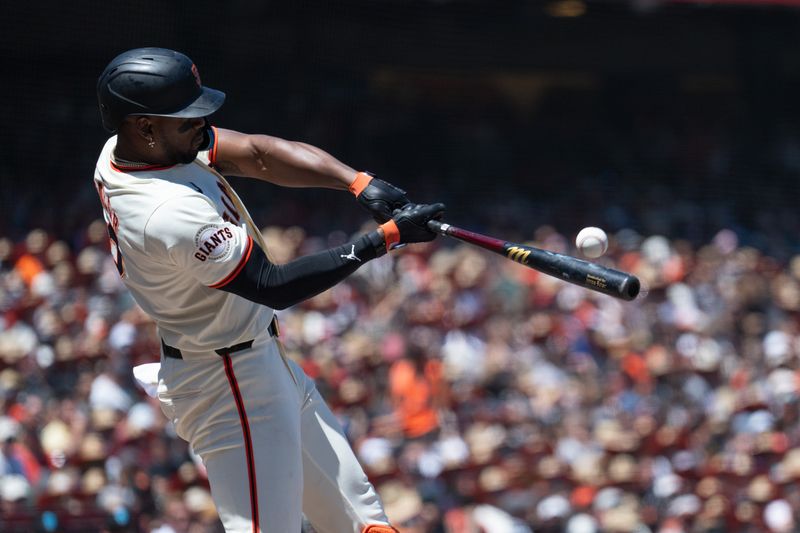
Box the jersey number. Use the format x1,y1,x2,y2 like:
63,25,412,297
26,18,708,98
107,224,125,276
95,181,125,277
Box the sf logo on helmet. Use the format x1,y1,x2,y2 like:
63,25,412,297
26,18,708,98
191,64,201,87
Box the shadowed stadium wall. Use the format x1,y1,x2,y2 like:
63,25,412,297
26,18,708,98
2,1,800,252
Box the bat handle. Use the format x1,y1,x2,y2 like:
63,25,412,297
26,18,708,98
427,219,449,234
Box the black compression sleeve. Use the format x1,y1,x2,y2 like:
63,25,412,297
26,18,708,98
217,230,386,310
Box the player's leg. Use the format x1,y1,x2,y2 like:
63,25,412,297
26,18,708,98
158,340,304,533
289,359,396,533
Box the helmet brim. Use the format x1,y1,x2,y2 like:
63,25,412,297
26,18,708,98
135,86,226,120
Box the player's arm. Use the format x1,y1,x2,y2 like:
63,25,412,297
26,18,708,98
220,231,383,310
218,203,445,310
213,127,354,189
211,127,410,222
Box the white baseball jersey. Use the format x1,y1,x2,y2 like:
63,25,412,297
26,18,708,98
93,133,273,354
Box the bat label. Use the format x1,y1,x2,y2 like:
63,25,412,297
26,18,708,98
585,274,607,289
506,246,531,265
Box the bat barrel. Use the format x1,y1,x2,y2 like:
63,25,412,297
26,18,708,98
617,272,641,301
529,248,640,301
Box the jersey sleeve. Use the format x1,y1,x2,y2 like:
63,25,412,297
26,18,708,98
144,194,253,287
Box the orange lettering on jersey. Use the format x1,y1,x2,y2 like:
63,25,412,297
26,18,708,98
94,180,124,276
94,181,120,232
216,182,241,222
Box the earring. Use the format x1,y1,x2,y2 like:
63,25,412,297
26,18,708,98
147,138,155,149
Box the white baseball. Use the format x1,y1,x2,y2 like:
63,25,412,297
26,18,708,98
575,227,608,258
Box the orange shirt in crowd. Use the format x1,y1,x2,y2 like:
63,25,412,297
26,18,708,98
389,358,442,439
14,254,44,286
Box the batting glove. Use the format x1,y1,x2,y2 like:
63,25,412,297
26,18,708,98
379,203,446,252
350,172,410,223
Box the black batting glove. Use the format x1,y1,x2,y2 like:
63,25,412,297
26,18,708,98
380,203,446,251
353,173,411,223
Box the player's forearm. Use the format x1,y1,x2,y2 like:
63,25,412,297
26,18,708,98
216,131,356,190
219,231,385,310
259,139,356,189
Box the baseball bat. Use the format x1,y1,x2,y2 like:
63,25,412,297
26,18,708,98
427,220,640,301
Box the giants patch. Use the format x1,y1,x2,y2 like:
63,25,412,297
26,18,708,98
194,224,235,262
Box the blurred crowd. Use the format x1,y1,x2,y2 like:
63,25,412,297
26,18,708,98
2,215,800,533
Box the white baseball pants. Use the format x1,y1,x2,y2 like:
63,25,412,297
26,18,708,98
156,332,392,533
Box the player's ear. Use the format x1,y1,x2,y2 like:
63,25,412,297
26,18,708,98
133,116,154,141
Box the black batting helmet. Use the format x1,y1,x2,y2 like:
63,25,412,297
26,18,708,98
97,47,225,132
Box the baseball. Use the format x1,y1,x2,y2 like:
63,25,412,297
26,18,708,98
575,227,608,258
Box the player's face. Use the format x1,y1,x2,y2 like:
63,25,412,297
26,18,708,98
151,116,209,165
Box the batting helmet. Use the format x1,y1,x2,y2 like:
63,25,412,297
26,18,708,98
97,47,225,132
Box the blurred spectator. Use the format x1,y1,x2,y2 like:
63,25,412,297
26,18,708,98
389,343,444,440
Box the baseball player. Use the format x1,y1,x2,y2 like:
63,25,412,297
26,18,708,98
93,47,445,533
